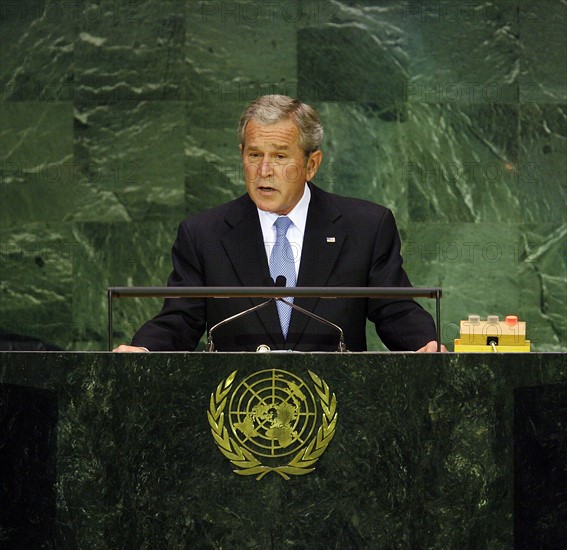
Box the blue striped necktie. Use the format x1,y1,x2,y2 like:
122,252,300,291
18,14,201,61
269,216,296,338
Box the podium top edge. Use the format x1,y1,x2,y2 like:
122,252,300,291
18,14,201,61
108,286,443,299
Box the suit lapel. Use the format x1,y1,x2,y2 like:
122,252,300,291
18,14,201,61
220,194,283,348
288,184,346,348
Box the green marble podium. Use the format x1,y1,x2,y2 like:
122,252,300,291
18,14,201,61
1,352,566,549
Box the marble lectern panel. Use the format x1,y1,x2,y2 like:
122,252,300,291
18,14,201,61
1,352,566,549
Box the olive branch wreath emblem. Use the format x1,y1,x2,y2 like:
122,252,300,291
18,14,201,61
207,370,338,480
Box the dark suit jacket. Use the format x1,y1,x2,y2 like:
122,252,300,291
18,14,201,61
131,183,437,351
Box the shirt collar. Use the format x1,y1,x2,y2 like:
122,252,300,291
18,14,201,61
257,183,311,235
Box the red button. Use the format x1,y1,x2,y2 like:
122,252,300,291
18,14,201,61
506,315,518,326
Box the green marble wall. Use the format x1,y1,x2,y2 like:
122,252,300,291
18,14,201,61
1,1,565,351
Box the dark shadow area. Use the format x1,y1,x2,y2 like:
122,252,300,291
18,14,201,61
514,383,567,550
0,331,62,351
0,384,58,548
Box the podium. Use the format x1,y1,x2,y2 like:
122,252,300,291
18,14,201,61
1,352,566,548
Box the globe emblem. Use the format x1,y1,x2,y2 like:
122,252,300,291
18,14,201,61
228,369,318,458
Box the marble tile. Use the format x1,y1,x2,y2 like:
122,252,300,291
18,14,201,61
72,100,186,222
297,1,519,104
402,222,525,348
298,24,407,108
290,101,548,228
0,0,76,102
71,221,179,350
74,0,186,102
404,103,524,223
312,102,409,222
518,104,567,223
403,0,519,104
519,1,567,103
0,102,75,226
518,224,567,351
186,0,298,102
297,0,410,106
0,223,74,349
182,0,295,212
185,100,248,214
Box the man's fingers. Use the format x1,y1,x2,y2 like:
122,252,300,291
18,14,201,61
113,345,148,353
416,341,448,353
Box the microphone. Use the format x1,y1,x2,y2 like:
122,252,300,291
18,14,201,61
274,276,347,352
206,281,275,351
205,278,347,352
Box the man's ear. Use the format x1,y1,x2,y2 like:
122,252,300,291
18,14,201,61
306,150,323,180
239,144,243,155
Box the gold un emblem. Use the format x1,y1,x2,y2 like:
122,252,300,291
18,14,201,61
208,369,338,480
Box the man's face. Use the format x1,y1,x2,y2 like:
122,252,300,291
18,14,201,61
240,119,322,215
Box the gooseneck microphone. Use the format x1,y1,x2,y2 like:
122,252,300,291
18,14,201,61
274,276,347,352
205,278,275,352
205,277,347,352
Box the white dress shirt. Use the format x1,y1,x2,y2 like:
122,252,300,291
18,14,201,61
257,183,311,279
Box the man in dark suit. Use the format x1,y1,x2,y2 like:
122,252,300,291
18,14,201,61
114,95,445,353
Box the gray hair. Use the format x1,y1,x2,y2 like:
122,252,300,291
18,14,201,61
238,95,324,157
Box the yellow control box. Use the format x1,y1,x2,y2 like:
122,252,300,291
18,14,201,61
454,315,531,352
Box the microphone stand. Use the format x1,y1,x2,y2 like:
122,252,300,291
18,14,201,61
206,299,274,352
206,297,347,353
277,298,346,352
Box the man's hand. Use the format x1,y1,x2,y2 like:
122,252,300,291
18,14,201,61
416,340,448,353
113,345,149,353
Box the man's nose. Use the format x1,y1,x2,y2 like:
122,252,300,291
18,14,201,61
258,158,273,177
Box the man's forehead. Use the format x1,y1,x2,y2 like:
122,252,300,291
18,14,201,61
244,119,299,145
